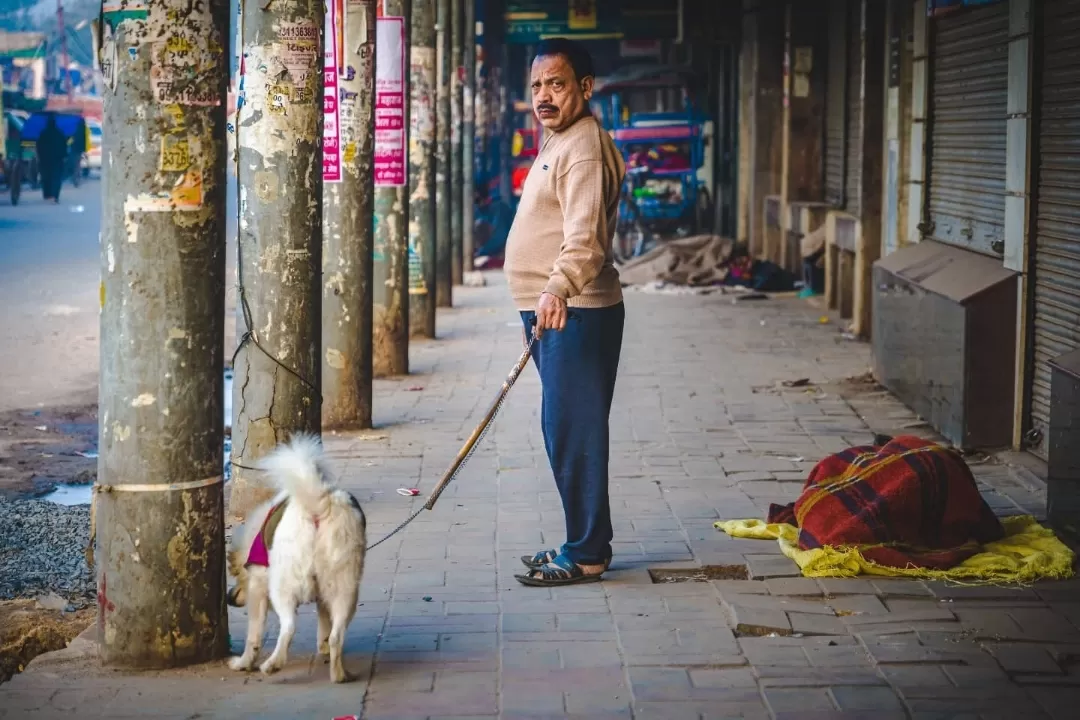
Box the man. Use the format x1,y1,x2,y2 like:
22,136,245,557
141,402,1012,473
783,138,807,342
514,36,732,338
36,113,66,204
503,38,626,587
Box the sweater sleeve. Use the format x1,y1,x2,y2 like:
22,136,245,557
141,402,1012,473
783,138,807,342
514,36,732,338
543,158,608,300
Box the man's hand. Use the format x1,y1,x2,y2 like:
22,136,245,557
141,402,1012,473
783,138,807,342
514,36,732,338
534,292,567,338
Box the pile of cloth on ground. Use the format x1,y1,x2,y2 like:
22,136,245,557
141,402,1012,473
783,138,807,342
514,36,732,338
716,434,1075,583
617,234,798,292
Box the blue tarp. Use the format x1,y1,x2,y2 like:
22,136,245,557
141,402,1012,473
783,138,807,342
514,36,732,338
18,111,84,142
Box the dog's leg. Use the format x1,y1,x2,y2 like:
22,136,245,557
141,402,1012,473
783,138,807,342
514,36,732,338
327,593,358,683
260,596,297,675
228,574,269,671
316,599,331,659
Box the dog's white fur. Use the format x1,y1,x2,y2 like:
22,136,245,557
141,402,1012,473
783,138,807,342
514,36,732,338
226,433,366,682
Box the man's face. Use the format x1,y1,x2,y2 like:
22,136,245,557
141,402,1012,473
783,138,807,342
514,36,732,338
531,54,593,132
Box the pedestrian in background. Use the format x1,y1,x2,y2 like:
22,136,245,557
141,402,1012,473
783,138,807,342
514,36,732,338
502,38,626,586
36,113,66,204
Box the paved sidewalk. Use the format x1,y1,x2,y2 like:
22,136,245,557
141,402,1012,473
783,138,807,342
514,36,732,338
2,274,1077,719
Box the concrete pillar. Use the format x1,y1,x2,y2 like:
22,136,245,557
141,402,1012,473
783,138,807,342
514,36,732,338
450,0,464,285
1007,0,1033,448
462,0,476,274
780,0,829,268
232,0,325,515
783,2,828,203
851,0,886,339
736,0,785,257
881,0,915,259
97,0,229,665
323,0,377,430
906,0,930,247
497,44,512,206
409,0,437,338
435,0,453,307
373,0,411,377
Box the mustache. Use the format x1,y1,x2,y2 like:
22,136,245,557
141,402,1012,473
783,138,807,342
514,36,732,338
536,104,558,113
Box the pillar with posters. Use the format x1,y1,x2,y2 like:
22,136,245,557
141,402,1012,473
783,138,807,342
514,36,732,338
232,0,326,516
372,1,410,376
408,0,437,338
323,0,378,429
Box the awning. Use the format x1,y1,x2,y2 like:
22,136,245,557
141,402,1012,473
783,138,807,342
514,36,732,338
592,64,696,95
0,31,46,60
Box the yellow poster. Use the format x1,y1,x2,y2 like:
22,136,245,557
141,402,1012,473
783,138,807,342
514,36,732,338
567,0,597,30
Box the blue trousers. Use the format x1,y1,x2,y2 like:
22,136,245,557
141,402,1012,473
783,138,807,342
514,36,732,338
520,302,625,565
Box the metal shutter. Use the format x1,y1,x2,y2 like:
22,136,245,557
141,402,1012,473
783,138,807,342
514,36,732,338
844,0,863,218
824,0,848,207
924,2,1009,256
1028,0,1080,459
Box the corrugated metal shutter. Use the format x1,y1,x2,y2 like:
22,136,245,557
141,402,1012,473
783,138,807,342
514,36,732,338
844,0,863,218
1028,0,1080,459
924,2,1009,256
824,0,848,207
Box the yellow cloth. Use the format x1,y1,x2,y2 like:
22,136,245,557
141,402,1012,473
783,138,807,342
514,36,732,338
714,515,1075,584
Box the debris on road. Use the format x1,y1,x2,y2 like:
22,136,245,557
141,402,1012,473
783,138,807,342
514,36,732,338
0,599,95,684
462,271,486,287
0,499,94,603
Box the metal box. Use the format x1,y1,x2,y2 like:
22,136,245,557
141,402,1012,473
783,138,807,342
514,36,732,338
1047,348,1080,543
871,241,1018,449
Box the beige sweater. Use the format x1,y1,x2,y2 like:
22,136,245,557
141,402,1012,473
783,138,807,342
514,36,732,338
503,115,625,310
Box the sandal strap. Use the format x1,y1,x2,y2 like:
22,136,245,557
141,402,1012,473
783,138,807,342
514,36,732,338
529,548,559,565
528,554,584,581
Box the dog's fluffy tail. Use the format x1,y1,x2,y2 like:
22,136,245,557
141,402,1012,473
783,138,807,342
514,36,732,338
257,433,331,519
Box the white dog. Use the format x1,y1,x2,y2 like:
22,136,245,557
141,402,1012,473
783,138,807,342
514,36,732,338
225,433,366,682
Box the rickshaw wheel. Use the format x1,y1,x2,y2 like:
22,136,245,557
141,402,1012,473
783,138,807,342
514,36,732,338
8,162,21,206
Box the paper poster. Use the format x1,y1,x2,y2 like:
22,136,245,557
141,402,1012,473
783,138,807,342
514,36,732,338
323,0,342,183
374,15,406,187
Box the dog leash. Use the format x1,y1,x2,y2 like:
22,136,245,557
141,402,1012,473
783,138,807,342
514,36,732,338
367,320,544,550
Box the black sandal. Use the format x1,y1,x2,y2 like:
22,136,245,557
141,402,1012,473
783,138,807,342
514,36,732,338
514,554,605,587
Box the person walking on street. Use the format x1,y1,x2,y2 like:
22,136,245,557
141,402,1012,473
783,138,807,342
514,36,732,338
502,38,626,586
36,113,66,203
68,118,87,185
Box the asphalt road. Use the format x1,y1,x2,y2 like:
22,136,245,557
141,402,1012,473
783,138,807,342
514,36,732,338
0,173,237,414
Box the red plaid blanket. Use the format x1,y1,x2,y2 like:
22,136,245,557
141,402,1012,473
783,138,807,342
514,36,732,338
767,435,1005,569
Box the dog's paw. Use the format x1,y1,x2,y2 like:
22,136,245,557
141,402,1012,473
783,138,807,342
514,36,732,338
330,666,356,683
259,656,284,676
228,655,255,672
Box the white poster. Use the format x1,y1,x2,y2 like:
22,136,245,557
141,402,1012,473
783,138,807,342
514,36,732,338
374,15,406,187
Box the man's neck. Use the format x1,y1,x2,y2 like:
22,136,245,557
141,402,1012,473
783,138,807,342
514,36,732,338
551,110,592,134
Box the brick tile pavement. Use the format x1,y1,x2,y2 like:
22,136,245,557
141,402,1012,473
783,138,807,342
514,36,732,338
1,275,1077,719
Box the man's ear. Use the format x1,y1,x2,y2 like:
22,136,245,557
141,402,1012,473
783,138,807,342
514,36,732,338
581,75,594,100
